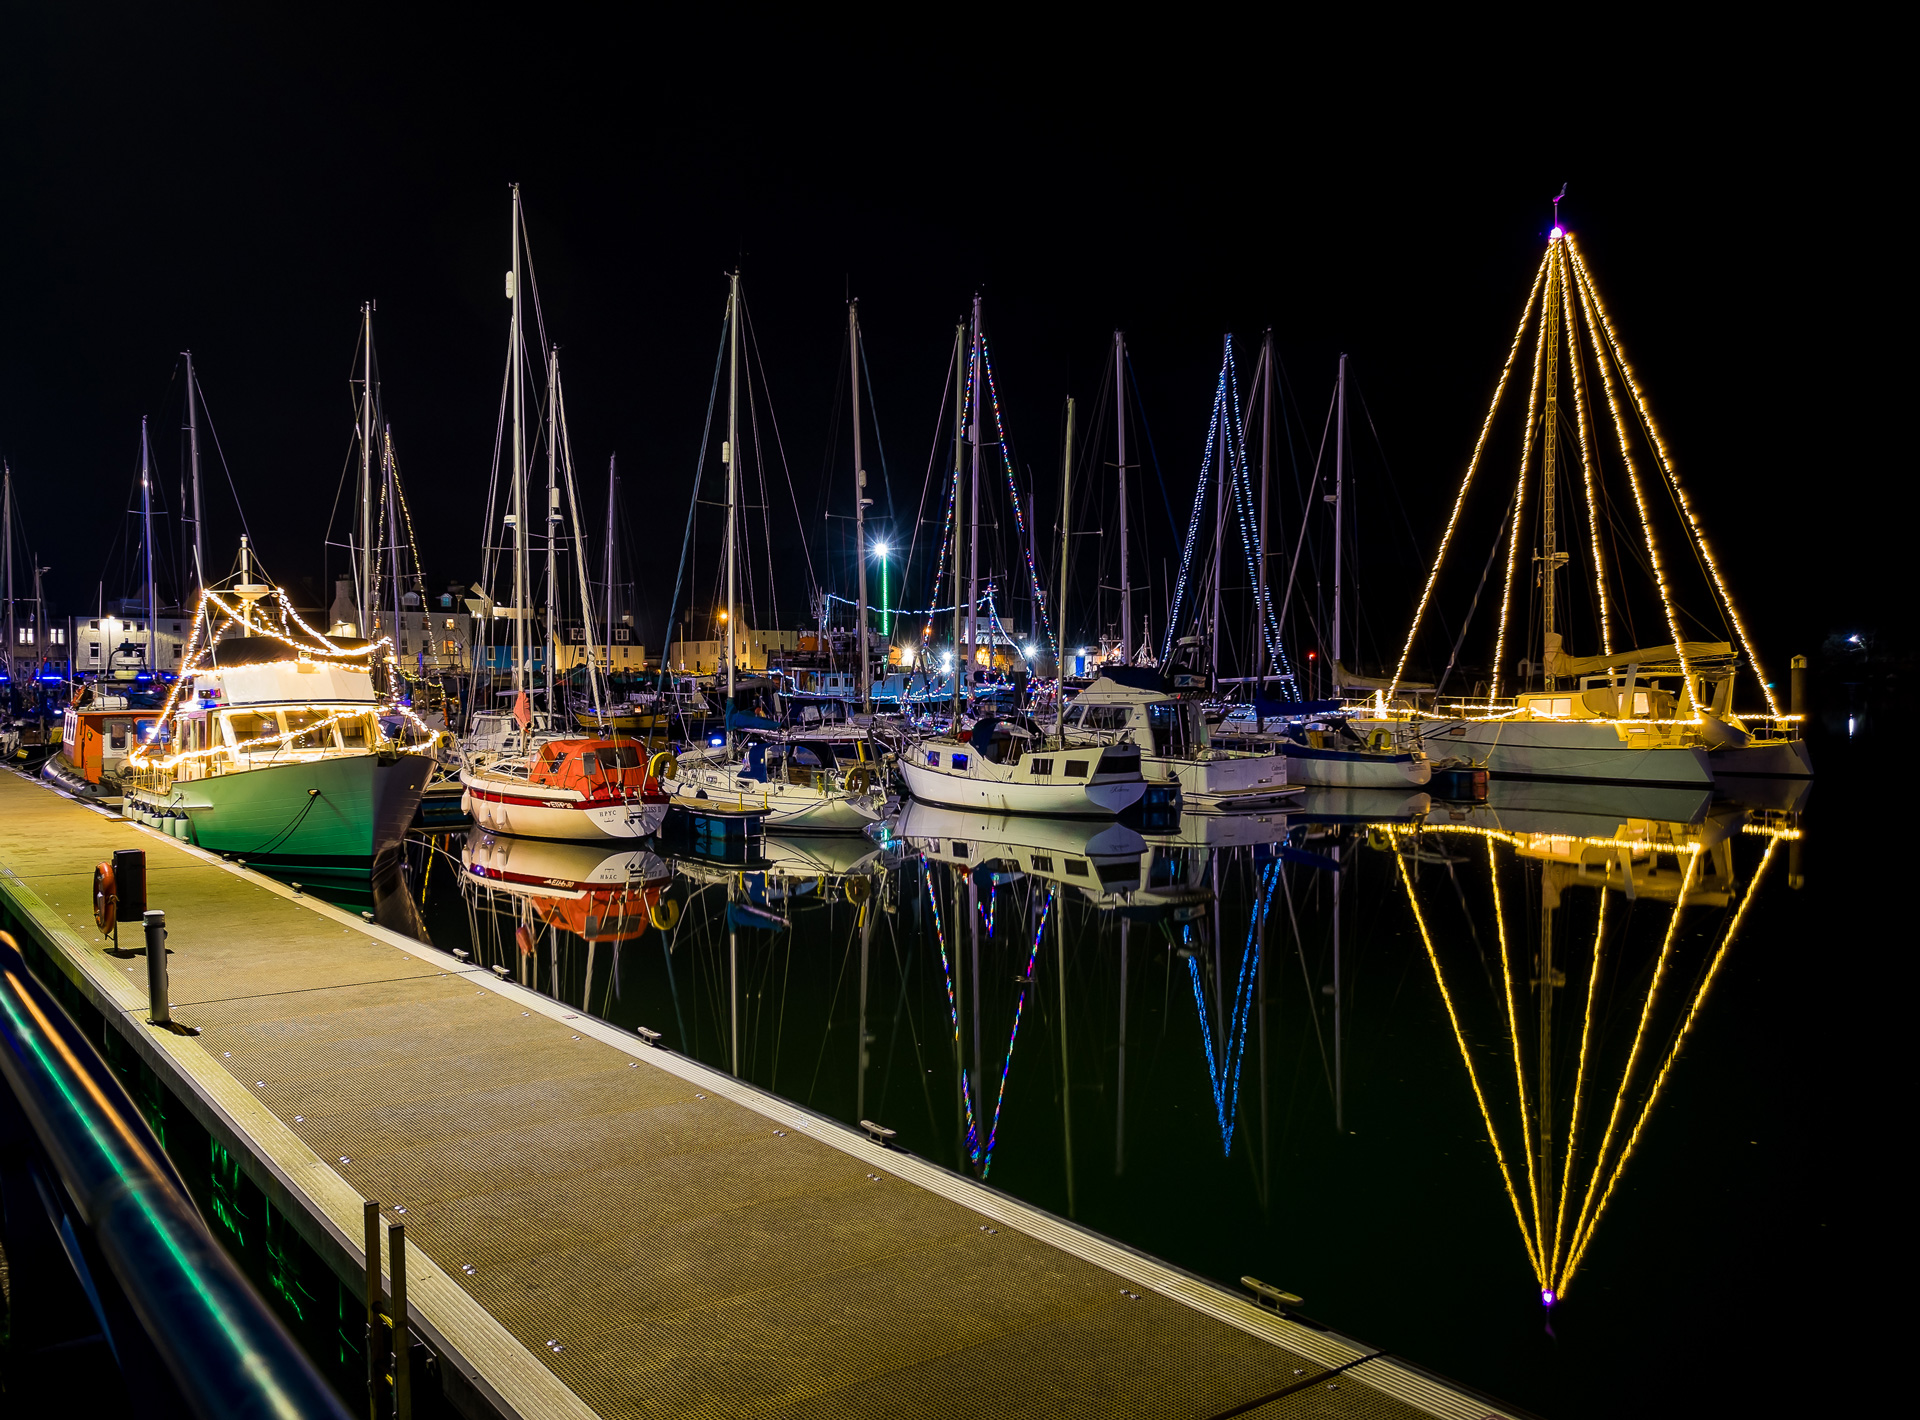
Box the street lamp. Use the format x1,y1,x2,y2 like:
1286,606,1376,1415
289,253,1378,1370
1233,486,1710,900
870,541,891,636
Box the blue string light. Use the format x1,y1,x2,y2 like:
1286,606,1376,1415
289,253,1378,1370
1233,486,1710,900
982,888,1054,1177
923,861,980,1163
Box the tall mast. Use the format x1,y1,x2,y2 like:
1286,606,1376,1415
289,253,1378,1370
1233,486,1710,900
1333,353,1347,680
1055,398,1074,746
725,270,740,754
603,455,617,653
546,347,560,713
140,418,157,672
1256,333,1272,691
359,302,374,638
1540,232,1565,691
1115,331,1130,664
510,186,527,695
2,464,13,685
949,323,966,724
850,299,871,712
966,295,983,682
184,350,204,595
1210,384,1225,688
386,429,404,666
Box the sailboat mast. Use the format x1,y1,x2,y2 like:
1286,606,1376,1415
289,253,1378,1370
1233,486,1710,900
850,299,870,712
1056,398,1074,747
2,465,13,684
1210,393,1224,688
359,303,374,638
725,271,740,754
949,323,966,724
510,186,527,696
184,350,204,594
141,418,157,671
1540,234,1564,691
603,455,617,652
1256,333,1272,691
966,296,983,682
386,430,404,665
546,347,560,713
1333,353,1347,679
1115,331,1129,664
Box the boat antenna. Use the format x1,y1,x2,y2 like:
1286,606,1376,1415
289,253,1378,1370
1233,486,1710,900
1551,182,1567,235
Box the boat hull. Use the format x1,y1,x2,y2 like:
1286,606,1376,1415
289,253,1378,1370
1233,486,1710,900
664,753,890,833
460,769,668,841
1284,746,1430,788
1418,720,1714,787
897,758,1145,817
158,752,432,870
1146,752,1298,810
1708,737,1813,779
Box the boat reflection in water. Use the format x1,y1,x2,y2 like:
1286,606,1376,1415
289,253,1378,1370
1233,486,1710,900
1380,778,1797,1311
458,828,674,1006
421,776,1802,1415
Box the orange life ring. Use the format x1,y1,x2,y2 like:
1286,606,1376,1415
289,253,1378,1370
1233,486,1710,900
93,861,117,933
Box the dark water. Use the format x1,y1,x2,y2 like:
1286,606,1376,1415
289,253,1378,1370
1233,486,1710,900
294,742,1858,1420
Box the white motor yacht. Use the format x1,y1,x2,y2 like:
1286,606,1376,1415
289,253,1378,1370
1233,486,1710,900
1065,668,1299,811
897,715,1147,817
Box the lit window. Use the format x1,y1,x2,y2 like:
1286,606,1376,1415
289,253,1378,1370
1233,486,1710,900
950,753,968,770
50,627,66,645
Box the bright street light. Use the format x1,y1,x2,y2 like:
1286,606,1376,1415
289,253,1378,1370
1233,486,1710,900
872,541,890,557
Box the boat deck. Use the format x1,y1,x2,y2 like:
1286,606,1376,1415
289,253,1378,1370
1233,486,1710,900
0,769,1515,1419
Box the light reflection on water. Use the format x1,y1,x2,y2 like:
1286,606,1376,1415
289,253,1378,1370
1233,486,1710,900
352,776,1811,1418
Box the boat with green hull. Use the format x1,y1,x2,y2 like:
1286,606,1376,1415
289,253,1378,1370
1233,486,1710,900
122,553,437,871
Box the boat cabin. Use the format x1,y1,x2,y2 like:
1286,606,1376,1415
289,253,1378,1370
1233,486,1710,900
1065,671,1207,757
526,737,658,797
1516,677,1678,722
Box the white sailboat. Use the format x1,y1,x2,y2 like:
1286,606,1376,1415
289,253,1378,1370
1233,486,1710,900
1363,209,1799,789
660,273,890,833
899,368,1146,818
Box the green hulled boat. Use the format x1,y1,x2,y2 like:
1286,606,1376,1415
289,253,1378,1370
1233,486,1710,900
122,571,436,872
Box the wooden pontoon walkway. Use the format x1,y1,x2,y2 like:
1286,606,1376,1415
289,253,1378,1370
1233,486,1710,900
0,770,1515,1419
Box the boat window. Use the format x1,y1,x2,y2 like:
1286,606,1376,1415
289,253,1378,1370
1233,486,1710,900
1147,702,1180,756
951,841,969,857
223,711,275,747
1063,760,1088,777
926,750,939,766
1065,859,1088,877
1083,705,1129,731
600,745,642,768
1028,758,1054,776
1096,861,1139,888
950,753,969,770
1633,691,1650,715
1148,852,1183,889
1030,855,1054,873
579,752,600,777
1064,705,1084,726
339,713,377,749
283,709,334,750
792,745,824,768
105,718,130,750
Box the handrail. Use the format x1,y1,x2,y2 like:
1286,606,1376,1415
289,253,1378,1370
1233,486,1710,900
0,930,352,1420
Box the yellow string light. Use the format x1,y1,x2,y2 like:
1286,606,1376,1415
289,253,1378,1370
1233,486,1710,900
1556,837,1779,1294
1559,240,1612,656
1565,238,1780,718
1489,838,1546,1267
1548,890,1607,1283
1490,300,1548,700
1389,249,1550,701
1394,839,1545,1285
1565,247,1696,706
1559,849,1698,1268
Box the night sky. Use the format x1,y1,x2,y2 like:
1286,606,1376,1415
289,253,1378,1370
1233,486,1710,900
1,15,1893,680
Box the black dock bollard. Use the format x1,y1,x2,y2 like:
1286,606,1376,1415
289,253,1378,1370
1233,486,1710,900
143,909,170,1025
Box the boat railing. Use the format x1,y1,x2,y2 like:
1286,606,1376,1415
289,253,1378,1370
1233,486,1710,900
118,766,176,794
0,930,352,1418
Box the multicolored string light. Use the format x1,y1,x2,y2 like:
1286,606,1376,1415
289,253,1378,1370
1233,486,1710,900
922,861,980,1163
980,887,1054,1177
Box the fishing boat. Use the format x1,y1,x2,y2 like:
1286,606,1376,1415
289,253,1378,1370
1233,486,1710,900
117,552,436,869
1361,207,1799,789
